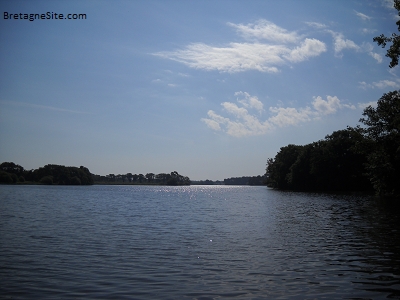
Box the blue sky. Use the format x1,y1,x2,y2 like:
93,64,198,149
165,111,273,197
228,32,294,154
0,0,398,180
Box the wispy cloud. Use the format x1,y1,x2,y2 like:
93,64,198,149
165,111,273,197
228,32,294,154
354,10,372,21
305,22,327,29
284,38,327,62
306,23,380,63
0,100,92,114
227,20,301,43
358,101,377,110
359,79,400,89
327,30,359,56
154,19,326,73
235,91,264,112
361,28,377,34
369,52,383,63
382,0,395,9
201,92,356,137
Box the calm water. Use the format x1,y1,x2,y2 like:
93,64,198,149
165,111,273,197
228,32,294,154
1,185,400,299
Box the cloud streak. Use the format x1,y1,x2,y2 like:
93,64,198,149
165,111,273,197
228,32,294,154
359,79,400,89
201,92,357,137
227,20,301,43
0,100,92,115
154,19,327,73
354,11,371,21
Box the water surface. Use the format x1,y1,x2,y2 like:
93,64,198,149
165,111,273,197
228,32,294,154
1,185,399,299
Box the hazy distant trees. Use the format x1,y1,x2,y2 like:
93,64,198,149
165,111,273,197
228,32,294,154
146,173,155,183
0,163,191,186
0,162,93,185
92,171,191,185
224,176,265,185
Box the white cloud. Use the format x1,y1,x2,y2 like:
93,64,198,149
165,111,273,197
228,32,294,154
355,11,371,21
201,106,271,137
359,79,400,89
154,19,326,73
155,42,285,73
312,95,355,114
235,91,264,112
307,25,377,61
202,114,222,131
227,20,300,43
201,92,355,137
305,22,327,29
327,30,360,56
358,101,377,110
382,0,395,9
284,38,327,62
312,95,342,114
268,106,313,126
362,28,377,34
369,52,383,63
374,80,400,88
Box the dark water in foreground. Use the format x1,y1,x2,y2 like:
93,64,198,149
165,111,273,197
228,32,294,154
0,185,400,299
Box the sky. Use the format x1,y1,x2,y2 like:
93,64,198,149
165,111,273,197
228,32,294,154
0,0,398,180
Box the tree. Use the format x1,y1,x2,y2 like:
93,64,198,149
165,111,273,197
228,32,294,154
146,173,155,183
266,144,303,189
0,171,14,184
0,162,25,177
126,173,133,182
132,174,139,183
138,174,145,183
40,175,53,185
265,128,372,192
373,0,400,68
359,91,400,197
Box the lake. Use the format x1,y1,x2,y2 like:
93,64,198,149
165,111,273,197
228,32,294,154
1,185,399,299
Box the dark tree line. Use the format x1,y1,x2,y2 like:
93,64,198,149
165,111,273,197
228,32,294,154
265,127,373,193
92,171,191,186
0,162,93,185
265,92,400,197
224,176,265,185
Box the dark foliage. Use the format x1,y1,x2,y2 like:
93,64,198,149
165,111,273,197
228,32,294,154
265,128,373,193
266,92,400,197
373,0,400,68
0,162,94,185
266,144,304,190
92,170,191,185
359,91,400,198
224,175,265,185
0,171,14,184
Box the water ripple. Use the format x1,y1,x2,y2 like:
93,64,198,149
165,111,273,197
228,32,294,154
0,185,399,299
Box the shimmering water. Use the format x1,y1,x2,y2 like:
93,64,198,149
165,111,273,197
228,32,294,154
1,185,400,299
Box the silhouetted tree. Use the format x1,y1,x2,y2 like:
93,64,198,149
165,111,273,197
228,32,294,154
126,173,133,182
146,173,155,183
359,91,400,197
373,0,400,68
